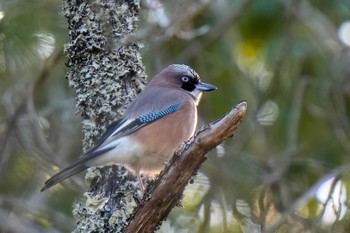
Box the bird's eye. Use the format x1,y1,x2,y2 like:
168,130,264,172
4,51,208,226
181,76,190,82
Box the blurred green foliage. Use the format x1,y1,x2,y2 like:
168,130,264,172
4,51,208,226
1,0,350,232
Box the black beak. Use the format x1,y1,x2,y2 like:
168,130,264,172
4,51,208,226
195,82,217,91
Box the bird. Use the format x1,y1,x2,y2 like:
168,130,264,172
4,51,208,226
41,64,217,192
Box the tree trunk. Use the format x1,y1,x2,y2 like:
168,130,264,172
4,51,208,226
63,0,147,232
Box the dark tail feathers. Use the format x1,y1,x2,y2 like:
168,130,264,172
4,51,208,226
41,161,87,192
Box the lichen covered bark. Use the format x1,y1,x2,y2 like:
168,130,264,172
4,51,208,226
62,0,147,231
63,0,146,147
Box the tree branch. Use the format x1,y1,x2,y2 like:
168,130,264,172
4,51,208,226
125,101,247,233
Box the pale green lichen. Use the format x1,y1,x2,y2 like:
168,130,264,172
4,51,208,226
84,193,108,210
72,166,140,232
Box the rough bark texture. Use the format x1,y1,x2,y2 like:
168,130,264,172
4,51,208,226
124,101,247,233
62,0,147,232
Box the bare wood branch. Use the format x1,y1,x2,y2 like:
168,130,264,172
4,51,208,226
124,101,247,233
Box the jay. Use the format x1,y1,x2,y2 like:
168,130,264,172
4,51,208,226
41,64,217,192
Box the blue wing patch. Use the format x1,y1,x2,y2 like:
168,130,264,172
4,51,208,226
138,103,180,123
110,103,181,138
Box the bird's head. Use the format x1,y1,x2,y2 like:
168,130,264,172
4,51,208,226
150,64,217,103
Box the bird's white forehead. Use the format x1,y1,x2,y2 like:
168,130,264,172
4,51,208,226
170,64,200,80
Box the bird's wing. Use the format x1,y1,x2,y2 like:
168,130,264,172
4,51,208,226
82,102,182,159
40,103,182,192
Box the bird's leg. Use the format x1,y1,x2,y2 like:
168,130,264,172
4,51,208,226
136,171,145,192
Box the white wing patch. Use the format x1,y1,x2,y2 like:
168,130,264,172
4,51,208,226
111,119,135,137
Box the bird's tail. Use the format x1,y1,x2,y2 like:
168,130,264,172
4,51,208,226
41,160,88,192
